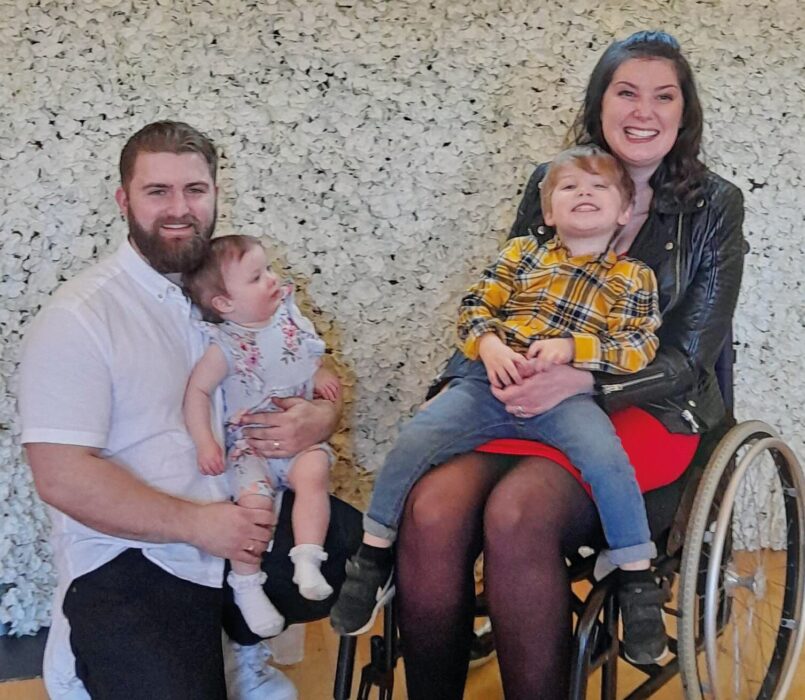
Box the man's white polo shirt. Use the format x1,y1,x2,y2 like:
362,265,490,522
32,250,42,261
19,239,229,698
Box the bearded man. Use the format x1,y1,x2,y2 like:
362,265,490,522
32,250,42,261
19,121,360,699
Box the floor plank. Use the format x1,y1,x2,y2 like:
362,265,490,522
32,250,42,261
0,680,47,700
2,640,804,699
3,558,805,699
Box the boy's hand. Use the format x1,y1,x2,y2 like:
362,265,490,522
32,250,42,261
478,333,532,388
197,439,225,476
313,367,341,402
526,338,575,372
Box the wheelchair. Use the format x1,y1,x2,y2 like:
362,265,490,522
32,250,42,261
331,337,805,699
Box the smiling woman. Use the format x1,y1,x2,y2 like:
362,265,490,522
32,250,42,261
601,59,684,178
395,30,745,700
574,31,706,239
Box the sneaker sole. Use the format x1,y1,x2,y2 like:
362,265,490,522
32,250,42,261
337,574,396,637
468,649,497,670
622,607,669,666
623,645,669,666
468,619,496,669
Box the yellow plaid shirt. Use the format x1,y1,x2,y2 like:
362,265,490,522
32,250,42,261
458,236,661,375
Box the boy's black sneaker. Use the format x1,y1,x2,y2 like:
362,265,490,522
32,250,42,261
618,571,669,665
468,619,497,669
330,552,395,636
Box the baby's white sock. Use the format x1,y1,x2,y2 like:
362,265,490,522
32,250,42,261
227,571,285,637
289,544,333,601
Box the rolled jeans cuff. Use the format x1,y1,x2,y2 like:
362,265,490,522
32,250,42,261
363,515,398,544
607,541,657,567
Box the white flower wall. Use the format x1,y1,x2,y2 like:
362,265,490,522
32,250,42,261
1,0,803,634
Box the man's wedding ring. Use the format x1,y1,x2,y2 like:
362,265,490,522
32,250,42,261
514,405,526,418
245,543,255,553
272,440,280,450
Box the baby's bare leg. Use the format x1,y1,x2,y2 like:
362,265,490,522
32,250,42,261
231,490,273,576
288,449,331,545
287,449,333,600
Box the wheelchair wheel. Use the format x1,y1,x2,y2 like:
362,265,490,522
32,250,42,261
678,421,805,699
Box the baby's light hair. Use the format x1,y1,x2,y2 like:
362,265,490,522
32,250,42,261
540,145,635,221
183,235,262,322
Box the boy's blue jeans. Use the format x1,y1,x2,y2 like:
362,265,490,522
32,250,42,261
365,361,655,566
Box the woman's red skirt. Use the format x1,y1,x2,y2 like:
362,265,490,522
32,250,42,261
475,406,699,495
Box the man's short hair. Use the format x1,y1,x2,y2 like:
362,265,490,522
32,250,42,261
540,144,635,219
120,121,218,187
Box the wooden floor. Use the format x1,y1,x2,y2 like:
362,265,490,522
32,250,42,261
2,624,804,700
3,565,805,700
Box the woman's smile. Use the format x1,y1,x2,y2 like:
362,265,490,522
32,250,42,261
601,57,684,175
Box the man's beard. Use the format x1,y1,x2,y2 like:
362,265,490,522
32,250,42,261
128,210,216,274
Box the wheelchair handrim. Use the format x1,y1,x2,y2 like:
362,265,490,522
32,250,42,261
702,435,805,700
678,420,805,700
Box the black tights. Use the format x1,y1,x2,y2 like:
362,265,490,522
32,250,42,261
397,452,602,700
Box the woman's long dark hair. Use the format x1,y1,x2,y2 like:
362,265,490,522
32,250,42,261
569,31,707,206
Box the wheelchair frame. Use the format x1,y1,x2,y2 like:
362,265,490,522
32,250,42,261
331,339,805,699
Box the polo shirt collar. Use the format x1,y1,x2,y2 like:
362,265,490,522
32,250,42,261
116,238,187,303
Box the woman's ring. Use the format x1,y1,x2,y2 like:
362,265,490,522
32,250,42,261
514,405,525,418
272,440,280,450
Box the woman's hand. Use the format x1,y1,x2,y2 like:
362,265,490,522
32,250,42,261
491,362,594,418
241,396,340,458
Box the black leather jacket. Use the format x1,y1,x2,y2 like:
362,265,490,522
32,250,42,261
434,163,745,434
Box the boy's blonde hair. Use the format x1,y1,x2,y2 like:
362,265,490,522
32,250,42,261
183,235,262,322
540,145,635,220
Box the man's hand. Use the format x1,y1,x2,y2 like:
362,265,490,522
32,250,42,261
240,396,339,458
491,362,595,418
478,333,532,388
196,439,225,476
188,501,276,566
313,367,341,402
26,443,273,554
526,338,575,372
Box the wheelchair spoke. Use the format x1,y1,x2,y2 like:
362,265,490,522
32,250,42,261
678,422,805,700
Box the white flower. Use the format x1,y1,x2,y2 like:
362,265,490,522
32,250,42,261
1,0,802,635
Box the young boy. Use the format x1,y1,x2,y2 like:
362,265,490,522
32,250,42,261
183,235,340,637
331,145,668,664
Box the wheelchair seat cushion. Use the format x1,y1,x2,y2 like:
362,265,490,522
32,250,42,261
476,406,699,495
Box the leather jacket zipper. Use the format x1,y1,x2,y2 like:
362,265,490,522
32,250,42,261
674,214,682,302
599,372,664,395
666,397,702,434
680,409,701,433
